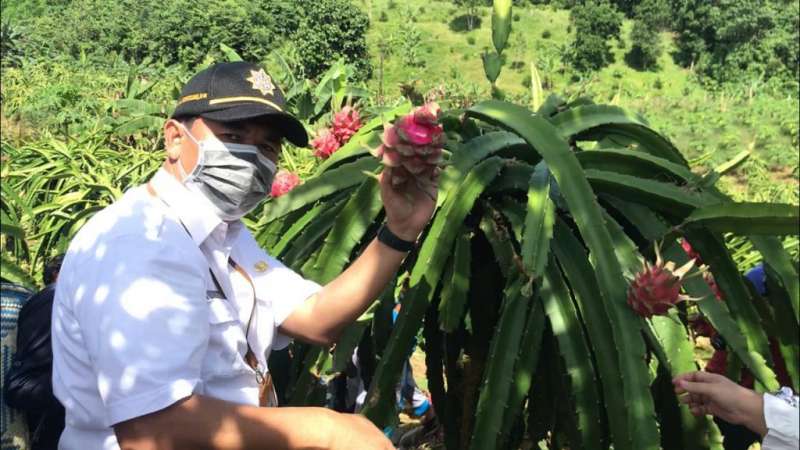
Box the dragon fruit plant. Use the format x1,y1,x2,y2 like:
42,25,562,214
256,1,799,449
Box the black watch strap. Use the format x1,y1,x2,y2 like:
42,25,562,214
377,224,416,252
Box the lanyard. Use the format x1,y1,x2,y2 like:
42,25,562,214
146,182,277,407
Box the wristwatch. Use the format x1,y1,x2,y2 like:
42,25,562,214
377,224,416,252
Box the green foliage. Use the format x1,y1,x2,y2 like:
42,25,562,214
1,21,24,68
673,0,799,87
13,0,297,68
566,0,623,72
292,0,372,81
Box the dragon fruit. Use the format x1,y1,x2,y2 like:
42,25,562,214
627,245,701,318
370,102,445,198
331,106,363,144
311,128,340,159
271,169,300,197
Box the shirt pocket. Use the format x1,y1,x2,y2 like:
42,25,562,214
203,296,249,377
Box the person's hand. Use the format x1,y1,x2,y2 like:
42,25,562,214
327,412,395,450
379,166,438,242
673,371,768,436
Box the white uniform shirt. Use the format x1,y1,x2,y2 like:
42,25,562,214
52,169,320,450
762,390,800,450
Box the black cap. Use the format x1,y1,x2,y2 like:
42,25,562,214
172,61,308,147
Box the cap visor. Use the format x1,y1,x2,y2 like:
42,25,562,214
201,104,309,147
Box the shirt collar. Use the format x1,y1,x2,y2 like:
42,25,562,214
149,168,232,245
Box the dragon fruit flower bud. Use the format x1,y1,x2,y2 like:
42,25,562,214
413,102,441,125
396,115,437,146
381,147,402,167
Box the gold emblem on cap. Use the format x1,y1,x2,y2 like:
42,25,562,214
246,69,275,96
254,261,269,272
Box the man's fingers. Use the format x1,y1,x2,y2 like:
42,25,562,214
673,370,722,386
678,379,716,397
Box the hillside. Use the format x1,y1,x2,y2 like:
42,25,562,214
362,0,799,200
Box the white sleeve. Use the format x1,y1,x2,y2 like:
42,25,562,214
762,392,800,450
72,236,209,426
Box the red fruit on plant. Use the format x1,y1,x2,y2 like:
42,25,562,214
270,170,300,197
331,106,363,144
626,245,700,318
311,128,340,159
371,102,446,200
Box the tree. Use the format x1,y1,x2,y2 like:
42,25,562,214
292,0,373,81
626,19,662,70
452,0,484,31
566,0,623,72
673,0,798,85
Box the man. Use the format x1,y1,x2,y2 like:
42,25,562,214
5,255,66,450
51,61,437,450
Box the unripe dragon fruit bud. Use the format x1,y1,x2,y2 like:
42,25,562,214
311,128,340,159
332,106,363,144
627,244,701,318
271,169,301,197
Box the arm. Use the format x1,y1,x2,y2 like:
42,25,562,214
114,394,393,450
673,371,768,436
280,166,437,345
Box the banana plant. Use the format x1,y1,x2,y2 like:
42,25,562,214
255,94,799,450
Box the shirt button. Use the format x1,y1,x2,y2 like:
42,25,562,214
254,261,269,272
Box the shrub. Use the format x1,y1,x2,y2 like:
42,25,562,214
541,30,552,39
293,0,373,81
626,19,662,70
566,0,623,72
15,0,299,67
513,13,520,21
467,36,476,45
379,11,388,22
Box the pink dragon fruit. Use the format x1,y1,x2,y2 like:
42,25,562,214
311,128,340,159
370,102,445,198
271,169,300,197
331,106,363,144
627,245,701,318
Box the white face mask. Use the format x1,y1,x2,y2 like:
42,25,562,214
177,122,277,221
